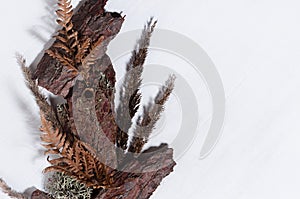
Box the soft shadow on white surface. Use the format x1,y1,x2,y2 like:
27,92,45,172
1,0,300,198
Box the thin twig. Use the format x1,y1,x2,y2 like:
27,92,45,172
0,178,26,199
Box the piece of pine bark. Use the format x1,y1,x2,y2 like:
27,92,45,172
34,0,122,166
34,0,123,97
23,144,175,199
31,0,176,198
68,38,119,168
30,190,53,199
96,144,176,199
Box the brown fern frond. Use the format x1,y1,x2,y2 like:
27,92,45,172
69,31,79,44
56,0,73,28
46,49,77,73
115,18,157,151
79,36,105,82
75,38,91,63
128,75,175,153
55,0,77,46
53,42,72,54
51,0,80,73
0,178,26,199
17,54,60,129
55,35,68,44
82,36,105,68
40,114,115,189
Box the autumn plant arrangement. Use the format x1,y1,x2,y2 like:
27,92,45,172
0,0,176,198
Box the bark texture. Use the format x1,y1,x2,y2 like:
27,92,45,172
12,0,176,198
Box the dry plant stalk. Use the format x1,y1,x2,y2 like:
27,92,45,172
129,75,176,154
1,0,177,198
116,18,157,151
0,179,26,199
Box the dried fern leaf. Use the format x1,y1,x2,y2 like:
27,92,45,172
55,35,68,44
46,49,77,73
75,38,91,63
40,114,115,189
128,75,175,153
82,36,105,69
80,36,105,81
52,0,82,72
56,0,73,27
53,42,72,54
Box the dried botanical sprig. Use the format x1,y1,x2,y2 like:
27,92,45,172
128,75,176,153
46,0,87,73
10,1,176,198
81,36,105,80
0,178,26,199
55,0,78,54
56,103,72,134
40,114,114,189
126,17,157,71
116,18,157,150
56,0,73,28
154,74,176,106
75,38,91,64
17,54,60,129
46,49,77,73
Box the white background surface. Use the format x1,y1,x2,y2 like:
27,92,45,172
1,0,300,198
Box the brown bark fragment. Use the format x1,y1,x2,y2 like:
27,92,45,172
25,0,177,198
34,0,124,97
96,144,176,199
31,190,52,199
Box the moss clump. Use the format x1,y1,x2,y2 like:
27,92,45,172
45,172,93,199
